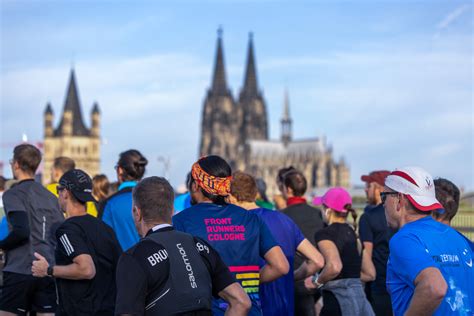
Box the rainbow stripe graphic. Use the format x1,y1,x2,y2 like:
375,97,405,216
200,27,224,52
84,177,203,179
229,266,260,295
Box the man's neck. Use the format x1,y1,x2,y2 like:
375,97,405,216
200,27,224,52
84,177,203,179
66,204,88,218
400,213,429,228
235,201,259,211
141,220,171,237
16,172,34,182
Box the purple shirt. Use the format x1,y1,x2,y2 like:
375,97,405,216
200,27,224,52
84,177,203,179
252,207,305,316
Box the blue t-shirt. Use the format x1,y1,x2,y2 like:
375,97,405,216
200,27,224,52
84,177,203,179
0,216,8,240
173,203,277,316
387,216,474,316
102,182,140,251
173,192,191,215
252,207,305,316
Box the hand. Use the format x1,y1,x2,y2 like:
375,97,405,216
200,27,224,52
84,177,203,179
32,252,49,277
304,276,317,290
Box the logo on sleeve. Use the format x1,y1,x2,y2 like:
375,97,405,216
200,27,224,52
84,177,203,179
147,249,168,266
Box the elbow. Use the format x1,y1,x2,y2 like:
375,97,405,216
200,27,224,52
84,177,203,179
82,265,96,280
240,294,252,313
431,280,447,301
315,254,325,271
326,261,342,278
277,257,290,276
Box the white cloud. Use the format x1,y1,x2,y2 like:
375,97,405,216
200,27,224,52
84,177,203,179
437,4,471,30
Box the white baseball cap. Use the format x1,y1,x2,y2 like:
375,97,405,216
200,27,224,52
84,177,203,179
384,166,443,212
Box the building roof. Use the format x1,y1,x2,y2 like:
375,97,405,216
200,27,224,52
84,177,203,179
54,69,90,136
44,102,53,115
247,138,326,157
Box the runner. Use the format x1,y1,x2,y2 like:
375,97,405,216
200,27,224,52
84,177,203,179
115,176,251,316
308,187,375,316
384,166,474,315
32,169,122,316
227,171,324,316
280,168,325,316
359,170,395,316
102,149,148,251
173,155,289,316
0,144,64,315
46,156,98,217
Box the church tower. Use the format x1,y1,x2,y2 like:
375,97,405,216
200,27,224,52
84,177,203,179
238,33,268,142
281,90,292,145
43,69,101,184
199,28,240,168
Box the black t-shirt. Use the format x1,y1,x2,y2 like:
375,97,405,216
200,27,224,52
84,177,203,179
358,204,397,293
115,226,235,316
314,223,361,280
55,214,122,316
282,202,325,268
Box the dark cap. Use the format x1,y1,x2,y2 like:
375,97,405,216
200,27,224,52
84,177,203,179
59,169,96,203
360,170,390,186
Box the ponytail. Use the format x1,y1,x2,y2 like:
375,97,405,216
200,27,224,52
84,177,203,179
345,204,358,231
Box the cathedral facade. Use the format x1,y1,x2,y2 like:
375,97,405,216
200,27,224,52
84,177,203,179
199,31,350,196
42,69,101,184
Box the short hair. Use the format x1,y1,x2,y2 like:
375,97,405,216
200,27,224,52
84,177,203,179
283,169,307,197
53,157,76,173
13,144,42,175
230,171,258,202
433,178,460,222
132,177,174,223
190,155,232,205
117,149,148,181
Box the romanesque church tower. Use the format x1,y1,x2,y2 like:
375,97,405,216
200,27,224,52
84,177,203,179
199,29,240,168
43,69,101,184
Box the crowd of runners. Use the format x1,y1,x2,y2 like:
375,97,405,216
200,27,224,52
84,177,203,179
0,143,472,316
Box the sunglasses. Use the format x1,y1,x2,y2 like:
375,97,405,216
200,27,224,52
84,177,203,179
56,186,66,195
380,192,398,204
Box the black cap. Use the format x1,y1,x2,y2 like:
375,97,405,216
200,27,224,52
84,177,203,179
59,169,96,203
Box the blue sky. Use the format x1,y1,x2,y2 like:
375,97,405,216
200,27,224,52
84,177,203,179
1,1,473,191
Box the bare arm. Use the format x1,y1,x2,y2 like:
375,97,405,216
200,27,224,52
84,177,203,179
313,240,342,284
294,239,325,281
32,252,96,280
360,241,376,282
404,267,447,316
218,282,251,316
260,246,289,283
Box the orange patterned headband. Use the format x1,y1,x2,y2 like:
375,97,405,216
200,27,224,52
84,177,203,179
191,160,232,196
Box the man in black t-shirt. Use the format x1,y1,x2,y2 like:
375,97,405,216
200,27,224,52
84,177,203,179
0,144,64,315
115,176,251,316
279,168,325,316
359,170,395,316
32,169,122,316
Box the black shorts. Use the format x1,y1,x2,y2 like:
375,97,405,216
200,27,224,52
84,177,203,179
0,272,57,314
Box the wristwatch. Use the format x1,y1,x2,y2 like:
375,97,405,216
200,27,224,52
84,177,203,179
47,266,54,277
311,273,324,289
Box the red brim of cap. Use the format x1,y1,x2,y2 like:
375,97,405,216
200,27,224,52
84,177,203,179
406,195,443,212
312,196,323,205
360,175,372,182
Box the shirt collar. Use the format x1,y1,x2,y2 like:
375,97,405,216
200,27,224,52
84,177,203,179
118,181,137,191
145,223,173,236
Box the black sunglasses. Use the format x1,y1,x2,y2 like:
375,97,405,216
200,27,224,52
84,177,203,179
56,186,66,195
380,192,398,204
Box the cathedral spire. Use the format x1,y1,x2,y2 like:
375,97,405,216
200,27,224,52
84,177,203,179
242,32,258,96
55,68,90,136
211,27,229,96
281,89,292,145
